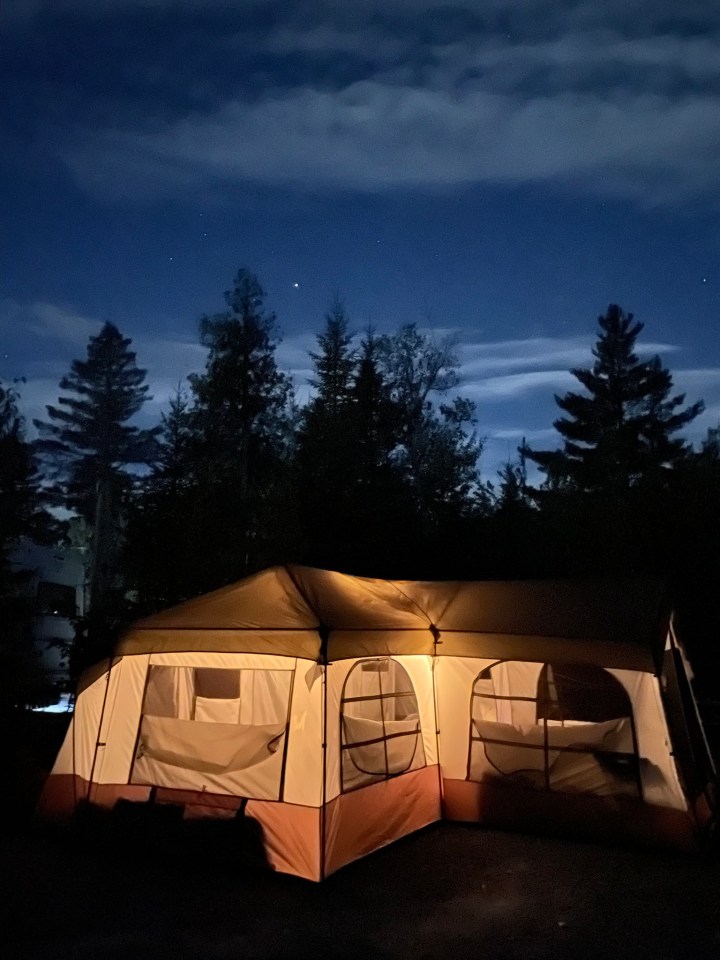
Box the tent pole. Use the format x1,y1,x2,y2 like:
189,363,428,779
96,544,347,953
282,567,331,878
71,678,78,812
86,653,115,807
429,625,444,812
319,625,329,881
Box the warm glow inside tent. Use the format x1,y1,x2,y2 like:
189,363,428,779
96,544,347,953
39,567,716,880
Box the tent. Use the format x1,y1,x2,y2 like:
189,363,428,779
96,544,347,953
39,567,716,880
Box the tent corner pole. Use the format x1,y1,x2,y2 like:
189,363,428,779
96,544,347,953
319,624,329,881
86,651,115,807
430,626,444,811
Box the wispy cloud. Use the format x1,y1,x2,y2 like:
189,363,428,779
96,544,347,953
1,299,101,353
29,1,717,206
465,369,578,402
459,336,678,380
62,84,720,206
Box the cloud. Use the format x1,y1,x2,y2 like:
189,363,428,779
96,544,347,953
482,427,557,478
12,378,63,432
8,1,720,205
61,79,720,206
1,299,100,351
458,336,678,380
465,369,578,402
672,369,720,432
23,302,100,347
673,368,720,387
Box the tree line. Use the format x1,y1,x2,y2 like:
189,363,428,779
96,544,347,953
2,269,719,702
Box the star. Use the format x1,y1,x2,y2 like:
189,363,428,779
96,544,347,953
293,282,299,288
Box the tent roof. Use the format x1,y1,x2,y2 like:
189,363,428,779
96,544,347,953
116,567,670,671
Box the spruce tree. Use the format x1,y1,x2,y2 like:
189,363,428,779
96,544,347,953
189,269,293,489
33,322,156,615
294,300,358,567
351,329,400,488
524,304,703,494
124,386,198,611
186,269,294,582
307,296,356,416
344,329,413,574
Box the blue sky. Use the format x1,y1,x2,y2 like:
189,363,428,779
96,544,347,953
2,0,719,480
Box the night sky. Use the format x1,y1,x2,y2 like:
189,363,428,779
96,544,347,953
2,0,719,479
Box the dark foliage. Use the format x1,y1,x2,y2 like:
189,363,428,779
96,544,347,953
0,380,58,712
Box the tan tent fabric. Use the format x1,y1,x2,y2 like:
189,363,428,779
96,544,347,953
118,628,321,659
399,577,669,669
436,631,653,671
116,566,671,669
129,567,319,631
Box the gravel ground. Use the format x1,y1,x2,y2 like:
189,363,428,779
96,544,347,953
3,819,719,960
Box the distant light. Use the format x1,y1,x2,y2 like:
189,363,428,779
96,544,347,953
293,282,299,288
33,692,73,714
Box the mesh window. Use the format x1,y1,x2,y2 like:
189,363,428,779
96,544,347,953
536,663,633,724
468,660,641,799
340,657,425,792
195,668,240,700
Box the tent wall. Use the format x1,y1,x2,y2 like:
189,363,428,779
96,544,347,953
37,657,151,820
435,654,697,849
322,655,441,875
40,651,439,880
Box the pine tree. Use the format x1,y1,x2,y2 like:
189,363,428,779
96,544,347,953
307,296,356,417
294,300,358,567
33,322,157,613
186,269,294,582
189,269,293,491
524,305,703,494
351,329,400,488
343,329,414,574
124,386,198,611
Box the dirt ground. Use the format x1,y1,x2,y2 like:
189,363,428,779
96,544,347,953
3,817,719,960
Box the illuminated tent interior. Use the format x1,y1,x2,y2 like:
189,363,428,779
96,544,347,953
39,567,716,880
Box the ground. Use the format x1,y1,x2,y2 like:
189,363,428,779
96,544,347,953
3,713,718,959
3,817,719,959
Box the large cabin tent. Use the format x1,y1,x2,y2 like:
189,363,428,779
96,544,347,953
40,567,716,880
